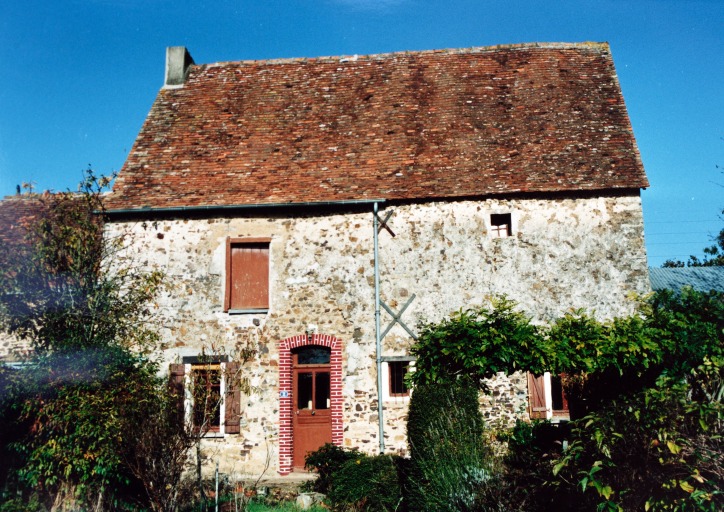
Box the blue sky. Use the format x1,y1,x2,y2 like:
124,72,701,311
0,0,722,267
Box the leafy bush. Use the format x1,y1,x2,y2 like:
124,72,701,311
327,454,403,511
0,493,47,512
407,290,723,511
406,377,492,512
304,443,359,495
553,364,723,511
410,297,544,387
472,420,573,512
5,346,161,510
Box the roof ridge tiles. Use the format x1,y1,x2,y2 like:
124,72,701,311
201,41,610,69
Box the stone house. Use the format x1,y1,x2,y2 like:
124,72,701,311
0,196,48,361
102,42,650,476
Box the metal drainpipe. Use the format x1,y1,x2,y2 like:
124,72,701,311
373,202,385,454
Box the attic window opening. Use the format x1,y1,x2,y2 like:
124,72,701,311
490,213,512,238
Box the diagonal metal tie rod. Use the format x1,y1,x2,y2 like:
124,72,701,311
380,293,418,341
375,210,396,237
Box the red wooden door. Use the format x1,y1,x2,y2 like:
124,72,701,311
292,364,332,469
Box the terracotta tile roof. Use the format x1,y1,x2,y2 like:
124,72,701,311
0,196,45,248
107,42,648,211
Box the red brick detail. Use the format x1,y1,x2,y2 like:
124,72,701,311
277,333,343,475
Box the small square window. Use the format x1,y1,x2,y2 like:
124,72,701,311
389,361,410,397
225,237,271,312
490,213,512,238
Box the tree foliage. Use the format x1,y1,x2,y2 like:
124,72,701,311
0,171,166,510
0,172,163,354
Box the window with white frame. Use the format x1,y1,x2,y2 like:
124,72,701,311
169,356,242,436
528,372,569,421
490,213,512,238
381,358,414,401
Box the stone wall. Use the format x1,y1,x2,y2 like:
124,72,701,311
105,192,649,476
0,333,31,362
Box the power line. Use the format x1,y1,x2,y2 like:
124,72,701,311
648,242,718,246
646,220,720,224
645,231,711,235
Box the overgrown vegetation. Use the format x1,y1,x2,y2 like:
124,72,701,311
304,443,360,495
304,445,403,512
408,292,723,511
0,173,255,512
0,174,257,511
0,173,168,510
306,292,721,511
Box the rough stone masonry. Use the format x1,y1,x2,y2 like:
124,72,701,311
106,191,648,476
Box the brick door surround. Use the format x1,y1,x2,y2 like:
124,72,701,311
278,333,343,475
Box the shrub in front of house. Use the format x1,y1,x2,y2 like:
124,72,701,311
406,377,492,512
304,443,360,495
304,444,405,511
327,454,404,511
471,419,573,512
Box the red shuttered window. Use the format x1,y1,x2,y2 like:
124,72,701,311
527,373,548,420
224,237,270,312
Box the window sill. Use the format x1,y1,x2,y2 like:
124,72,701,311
384,396,410,404
200,431,225,439
227,308,269,315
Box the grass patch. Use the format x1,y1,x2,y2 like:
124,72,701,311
245,501,327,511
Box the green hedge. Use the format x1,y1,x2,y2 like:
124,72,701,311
406,377,491,512
327,455,403,511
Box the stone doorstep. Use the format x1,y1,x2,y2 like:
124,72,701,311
232,471,317,496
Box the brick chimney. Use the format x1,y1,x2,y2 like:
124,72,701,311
165,46,194,87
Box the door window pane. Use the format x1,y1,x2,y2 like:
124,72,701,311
315,372,330,410
297,372,313,409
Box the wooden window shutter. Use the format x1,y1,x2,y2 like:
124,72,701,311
225,238,270,311
169,363,186,421
527,372,548,420
225,362,241,434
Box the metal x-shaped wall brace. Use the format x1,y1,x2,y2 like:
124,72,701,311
380,293,417,341
375,210,396,237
